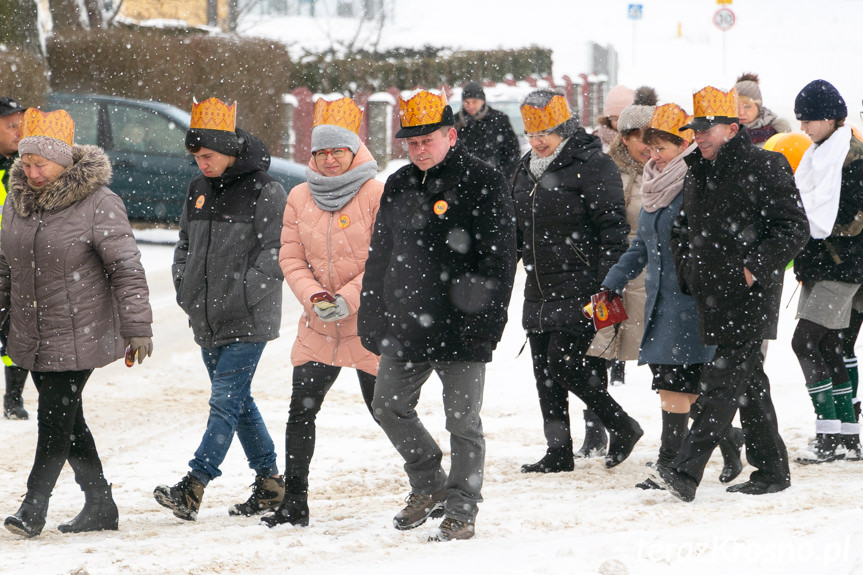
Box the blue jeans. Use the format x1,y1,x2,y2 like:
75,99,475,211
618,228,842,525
189,342,278,485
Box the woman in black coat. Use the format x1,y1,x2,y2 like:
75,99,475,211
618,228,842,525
512,90,642,472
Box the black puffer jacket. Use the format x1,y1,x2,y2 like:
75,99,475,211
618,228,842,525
358,141,517,362
672,128,809,346
454,105,521,178
173,129,287,348
794,135,863,284
511,129,629,334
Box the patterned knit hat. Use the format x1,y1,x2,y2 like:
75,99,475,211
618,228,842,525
18,108,75,167
617,86,658,133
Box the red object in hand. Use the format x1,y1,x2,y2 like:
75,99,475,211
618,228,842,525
310,291,336,304
584,291,628,331
125,345,136,368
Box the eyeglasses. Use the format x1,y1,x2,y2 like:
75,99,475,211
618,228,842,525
313,148,350,161
525,130,555,140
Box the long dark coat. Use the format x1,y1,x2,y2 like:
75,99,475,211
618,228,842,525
511,129,629,335
358,141,517,362
671,128,809,347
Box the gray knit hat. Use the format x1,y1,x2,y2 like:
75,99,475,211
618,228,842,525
735,73,762,103
617,86,658,133
310,124,360,154
18,136,73,167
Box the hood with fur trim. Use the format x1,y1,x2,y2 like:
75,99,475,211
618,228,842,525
9,144,112,217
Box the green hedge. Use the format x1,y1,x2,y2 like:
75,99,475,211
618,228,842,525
41,28,552,152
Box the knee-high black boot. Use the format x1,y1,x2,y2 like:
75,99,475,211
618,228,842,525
58,484,119,533
5,491,50,537
636,411,688,489
3,366,29,420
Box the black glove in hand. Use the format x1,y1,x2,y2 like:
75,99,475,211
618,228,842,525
125,336,153,365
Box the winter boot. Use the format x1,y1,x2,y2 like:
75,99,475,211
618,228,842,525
521,443,574,473
795,433,844,465
606,416,643,468
229,475,285,516
718,427,745,483
609,360,626,386
574,410,608,458
58,484,119,533
261,475,309,527
3,366,29,420
392,488,448,530
637,411,687,489
4,492,49,538
153,473,205,521
428,516,476,542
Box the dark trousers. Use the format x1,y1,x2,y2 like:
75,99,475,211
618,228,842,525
28,370,106,496
674,340,789,486
285,362,376,480
528,331,630,450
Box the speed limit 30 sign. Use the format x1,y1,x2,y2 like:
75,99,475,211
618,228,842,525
714,7,735,30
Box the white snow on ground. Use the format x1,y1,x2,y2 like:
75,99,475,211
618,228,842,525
1,244,862,574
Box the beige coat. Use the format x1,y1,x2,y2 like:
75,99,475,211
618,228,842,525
588,140,646,361
279,145,383,375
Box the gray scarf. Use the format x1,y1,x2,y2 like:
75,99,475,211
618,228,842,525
641,143,696,213
305,159,378,212
529,138,569,179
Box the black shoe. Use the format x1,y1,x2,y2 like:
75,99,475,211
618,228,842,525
229,475,285,516
646,462,697,502
3,397,28,420
58,484,119,533
718,427,744,483
726,479,789,495
609,360,625,386
795,433,844,465
634,478,664,490
574,410,607,459
605,417,643,468
842,434,863,461
5,492,49,538
154,473,205,521
261,492,309,528
521,447,574,473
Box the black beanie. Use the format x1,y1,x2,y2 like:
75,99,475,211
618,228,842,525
185,128,241,156
462,82,486,101
794,79,847,121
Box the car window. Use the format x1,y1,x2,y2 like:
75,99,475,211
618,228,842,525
61,101,100,146
107,105,187,155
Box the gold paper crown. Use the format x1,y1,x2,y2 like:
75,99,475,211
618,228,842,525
22,108,75,146
190,97,237,132
312,97,363,135
521,95,571,133
398,90,448,128
691,86,738,119
649,104,694,142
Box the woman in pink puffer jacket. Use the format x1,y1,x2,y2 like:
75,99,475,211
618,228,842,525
266,97,383,528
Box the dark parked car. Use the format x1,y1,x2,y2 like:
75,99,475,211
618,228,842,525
47,93,305,222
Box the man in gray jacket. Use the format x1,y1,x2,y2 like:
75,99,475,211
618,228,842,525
154,98,287,522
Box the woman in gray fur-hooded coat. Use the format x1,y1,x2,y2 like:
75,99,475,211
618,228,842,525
2,120,152,539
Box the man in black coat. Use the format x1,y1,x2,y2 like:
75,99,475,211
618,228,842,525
650,86,809,501
359,90,517,541
454,82,521,178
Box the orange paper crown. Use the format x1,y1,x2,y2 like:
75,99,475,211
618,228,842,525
691,86,738,119
190,97,237,132
649,103,694,142
521,95,571,133
398,90,448,128
313,97,363,135
22,108,75,146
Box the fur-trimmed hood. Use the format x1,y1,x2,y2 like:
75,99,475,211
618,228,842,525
8,144,112,217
